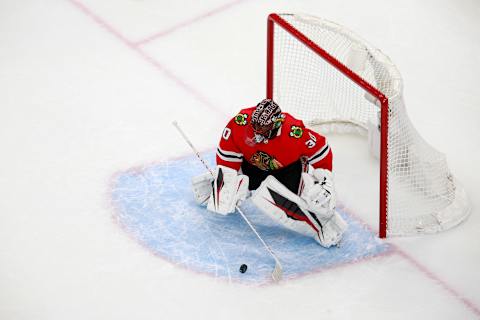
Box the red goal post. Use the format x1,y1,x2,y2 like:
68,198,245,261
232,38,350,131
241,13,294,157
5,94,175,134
266,13,470,238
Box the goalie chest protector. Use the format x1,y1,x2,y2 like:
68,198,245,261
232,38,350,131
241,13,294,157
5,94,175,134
216,107,332,172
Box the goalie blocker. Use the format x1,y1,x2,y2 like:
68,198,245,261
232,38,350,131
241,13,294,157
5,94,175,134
208,166,249,215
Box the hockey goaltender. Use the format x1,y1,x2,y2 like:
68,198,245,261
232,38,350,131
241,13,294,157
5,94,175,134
192,99,347,248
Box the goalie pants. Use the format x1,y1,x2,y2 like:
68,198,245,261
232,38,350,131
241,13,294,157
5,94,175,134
241,159,304,194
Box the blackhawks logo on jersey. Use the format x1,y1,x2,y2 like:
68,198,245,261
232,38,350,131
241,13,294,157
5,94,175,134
290,125,303,138
234,113,248,126
250,151,283,171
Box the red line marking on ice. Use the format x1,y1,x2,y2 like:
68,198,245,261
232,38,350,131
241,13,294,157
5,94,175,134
278,244,396,287
68,0,228,118
69,0,135,46
339,203,480,318
134,0,248,46
397,249,480,318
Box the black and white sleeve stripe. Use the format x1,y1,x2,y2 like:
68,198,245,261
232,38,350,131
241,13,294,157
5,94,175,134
216,147,243,163
308,144,330,165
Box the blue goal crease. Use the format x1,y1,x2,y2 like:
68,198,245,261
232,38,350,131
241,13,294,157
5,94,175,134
110,152,391,284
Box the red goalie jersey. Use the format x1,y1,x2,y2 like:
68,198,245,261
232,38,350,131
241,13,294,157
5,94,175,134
216,106,332,173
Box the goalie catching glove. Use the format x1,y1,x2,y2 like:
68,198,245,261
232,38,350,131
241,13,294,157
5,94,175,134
251,169,346,248
191,165,249,215
300,168,336,214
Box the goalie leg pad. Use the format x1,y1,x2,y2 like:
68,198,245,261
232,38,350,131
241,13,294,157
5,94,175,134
318,212,348,248
300,170,347,247
251,175,319,240
207,165,249,215
251,175,347,247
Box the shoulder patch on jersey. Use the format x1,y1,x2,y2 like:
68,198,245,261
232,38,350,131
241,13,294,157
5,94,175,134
289,125,303,138
234,113,248,126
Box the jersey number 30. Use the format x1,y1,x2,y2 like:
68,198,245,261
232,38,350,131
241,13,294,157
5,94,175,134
222,128,231,140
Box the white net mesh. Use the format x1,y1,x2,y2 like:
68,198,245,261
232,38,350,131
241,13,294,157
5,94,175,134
270,14,470,236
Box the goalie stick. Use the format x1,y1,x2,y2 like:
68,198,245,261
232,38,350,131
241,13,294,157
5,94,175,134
172,120,283,283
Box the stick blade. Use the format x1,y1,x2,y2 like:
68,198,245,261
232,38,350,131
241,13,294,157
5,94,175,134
272,262,283,283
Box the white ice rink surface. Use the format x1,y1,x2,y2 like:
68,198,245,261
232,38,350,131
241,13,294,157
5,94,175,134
1,0,480,319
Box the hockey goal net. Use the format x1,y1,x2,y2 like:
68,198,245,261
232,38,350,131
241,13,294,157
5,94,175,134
267,13,470,237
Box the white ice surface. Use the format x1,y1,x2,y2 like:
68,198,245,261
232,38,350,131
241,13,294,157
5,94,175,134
1,0,479,319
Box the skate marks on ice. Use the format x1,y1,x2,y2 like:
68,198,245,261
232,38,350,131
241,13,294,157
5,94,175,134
110,152,391,284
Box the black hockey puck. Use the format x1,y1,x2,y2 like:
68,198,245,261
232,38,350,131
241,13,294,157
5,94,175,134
239,264,248,273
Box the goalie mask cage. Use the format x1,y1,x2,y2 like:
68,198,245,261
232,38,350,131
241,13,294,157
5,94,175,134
267,13,470,237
